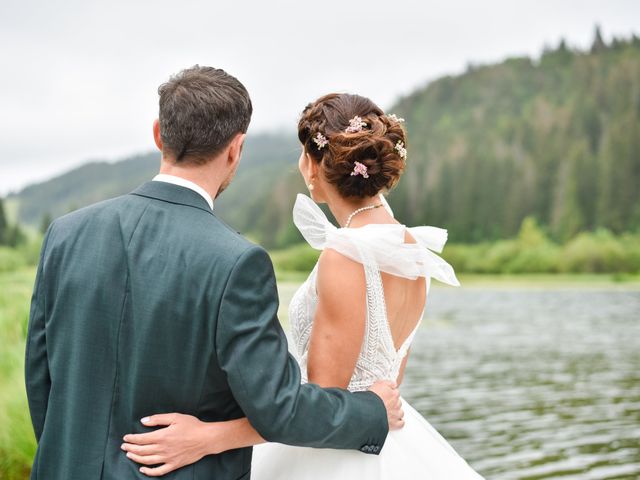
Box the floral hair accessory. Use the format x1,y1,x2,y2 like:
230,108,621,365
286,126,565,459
386,113,405,123
395,140,407,160
350,161,369,178
313,132,329,149
345,116,367,133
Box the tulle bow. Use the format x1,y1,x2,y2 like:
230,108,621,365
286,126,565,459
292,194,460,286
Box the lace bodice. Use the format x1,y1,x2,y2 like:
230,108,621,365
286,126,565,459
288,194,460,392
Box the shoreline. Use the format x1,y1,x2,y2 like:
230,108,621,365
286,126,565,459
453,273,640,289
275,270,640,290
4,268,640,290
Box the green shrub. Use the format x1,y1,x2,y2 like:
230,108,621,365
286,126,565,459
270,243,320,273
560,229,628,273
0,237,42,274
441,218,637,275
480,240,521,273
505,243,562,273
619,233,640,273
16,238,43,266
0,247,27,273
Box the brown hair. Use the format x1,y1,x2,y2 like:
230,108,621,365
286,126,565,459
297,93,406,198
158,65,252,164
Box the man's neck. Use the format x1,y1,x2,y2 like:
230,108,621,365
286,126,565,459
158,160,221,201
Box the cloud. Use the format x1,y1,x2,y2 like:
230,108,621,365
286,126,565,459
1,0,638,194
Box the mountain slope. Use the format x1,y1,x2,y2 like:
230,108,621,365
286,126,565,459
389,35,640,242
10,133,303,244
8,33,640,247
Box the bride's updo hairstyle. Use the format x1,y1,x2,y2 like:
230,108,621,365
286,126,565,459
298,93,407,199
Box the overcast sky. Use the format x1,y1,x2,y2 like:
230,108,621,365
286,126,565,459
0,0,638,195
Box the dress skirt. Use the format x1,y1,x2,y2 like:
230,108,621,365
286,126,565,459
251,397,485,479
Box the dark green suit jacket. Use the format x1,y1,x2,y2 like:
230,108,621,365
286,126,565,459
25,181,388,480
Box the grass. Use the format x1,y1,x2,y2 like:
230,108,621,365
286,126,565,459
0,268,37,479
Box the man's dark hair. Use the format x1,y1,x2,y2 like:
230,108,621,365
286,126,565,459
158,65,252,164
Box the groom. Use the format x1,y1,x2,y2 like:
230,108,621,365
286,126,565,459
25,66,400,479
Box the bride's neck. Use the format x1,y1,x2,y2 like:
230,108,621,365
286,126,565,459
325,191,382,228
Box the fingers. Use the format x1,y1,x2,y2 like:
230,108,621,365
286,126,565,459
124,451,165,466
122,413,179,444
123,430,164,445
140,463,179,477
389,404,405,430
389,417,405,431
386,390,401,409
371,380,398,390
390,405,404,420
141,414,178,427
121,443,159,456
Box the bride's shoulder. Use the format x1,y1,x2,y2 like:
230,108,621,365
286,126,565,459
318,247,363,275
316,248,366,293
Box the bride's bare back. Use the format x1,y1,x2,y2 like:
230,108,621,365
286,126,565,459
307,217,427,389
381,230,427,352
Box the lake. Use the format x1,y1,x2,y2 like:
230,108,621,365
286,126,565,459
278,282,640,479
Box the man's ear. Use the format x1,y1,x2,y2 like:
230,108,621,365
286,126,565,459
227,132,246,167
153,119,163,151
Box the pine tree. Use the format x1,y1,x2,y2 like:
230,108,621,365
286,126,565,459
558,38,568,52
591,25,606,54
6,224,26,248
40,212,53,235
0,198,8,245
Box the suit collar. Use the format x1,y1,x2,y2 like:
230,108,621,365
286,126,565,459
130,181,214,215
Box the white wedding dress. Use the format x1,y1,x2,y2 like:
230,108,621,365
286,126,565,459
251,194,484,479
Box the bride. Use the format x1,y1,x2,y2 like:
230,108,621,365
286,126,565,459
121,93,484,479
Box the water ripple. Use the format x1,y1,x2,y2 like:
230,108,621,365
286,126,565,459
401,288,640,479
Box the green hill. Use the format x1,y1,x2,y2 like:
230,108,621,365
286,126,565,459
12,153,159,225
389,33,640,243
9,133,303,246
8,31,640,248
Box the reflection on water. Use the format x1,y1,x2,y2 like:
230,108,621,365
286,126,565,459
279,284,640,479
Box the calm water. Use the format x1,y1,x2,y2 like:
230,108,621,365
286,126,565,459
279,284,640,480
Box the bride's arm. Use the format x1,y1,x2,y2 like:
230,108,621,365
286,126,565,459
121,414,264,477
310,249,411,388
396,349,410,386
306,249,367,388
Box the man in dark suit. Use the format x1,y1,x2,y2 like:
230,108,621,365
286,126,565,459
25,65,401,480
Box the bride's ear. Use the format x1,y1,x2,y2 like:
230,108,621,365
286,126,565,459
306,152,319,180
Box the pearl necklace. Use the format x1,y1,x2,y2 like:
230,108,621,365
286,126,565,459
344,203,383,228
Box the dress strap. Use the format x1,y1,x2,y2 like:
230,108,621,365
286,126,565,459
293,194,461,286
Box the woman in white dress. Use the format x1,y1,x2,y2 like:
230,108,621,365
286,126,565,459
122,93,484,479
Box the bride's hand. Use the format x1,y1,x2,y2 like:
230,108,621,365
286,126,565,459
369,380,405,430
121,413,222,477
122,414,265,477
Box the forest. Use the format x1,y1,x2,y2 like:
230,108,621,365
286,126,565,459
3,30,640,274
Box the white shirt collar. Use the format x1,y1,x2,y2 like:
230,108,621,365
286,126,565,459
152,174,214,210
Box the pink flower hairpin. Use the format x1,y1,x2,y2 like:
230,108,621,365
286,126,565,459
313,132,329,149
345,116,367,133
351,161,369,178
